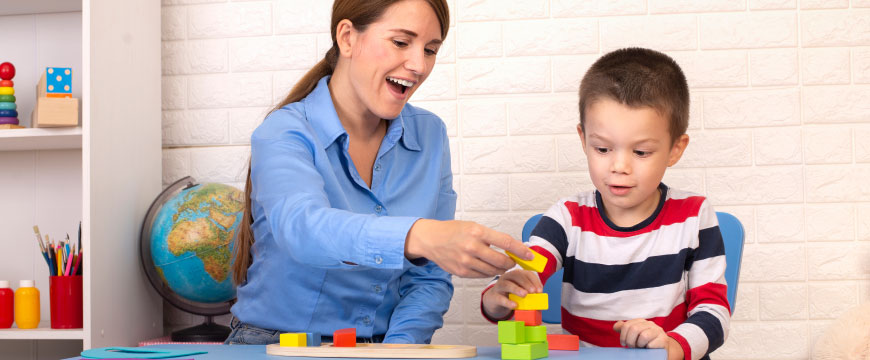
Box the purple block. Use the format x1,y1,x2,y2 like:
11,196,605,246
0,117,19,125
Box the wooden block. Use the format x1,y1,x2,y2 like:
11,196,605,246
509,293,548,311
524,326,547,343
506,248,547,273
501,343,548,360
46,93,72,98
547,334,579,351
306,332,321,347
513,310,541,326
265,343,477,358
46,67,72,94
33,96,79,127
280,333,307,347
333,328,356,347
497,321,525,344
0,124,24,129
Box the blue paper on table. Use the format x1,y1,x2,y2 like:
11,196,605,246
81,346,206,359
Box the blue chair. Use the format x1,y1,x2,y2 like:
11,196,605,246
521,211,744,324
716,212,745,313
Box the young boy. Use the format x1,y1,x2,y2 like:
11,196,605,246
481,48,730,360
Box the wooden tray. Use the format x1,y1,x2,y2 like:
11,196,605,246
266,343,478,358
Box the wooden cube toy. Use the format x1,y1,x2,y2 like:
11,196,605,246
306,332,321,347
509,293,548,310
513,310,542,326
547,334,579,351
280,333,307,347
333,328,356,347
524,326,547,343
501,343,548,360
506,248,547,273
497,321,525,344
46,67,72,95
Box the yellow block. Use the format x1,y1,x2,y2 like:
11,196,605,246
506,248,547,273
0,87,13,95
509,293,548,311
280,333,307,347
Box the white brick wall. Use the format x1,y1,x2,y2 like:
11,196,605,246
160,1,870,358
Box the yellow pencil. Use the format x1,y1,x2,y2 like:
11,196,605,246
56,247,62,276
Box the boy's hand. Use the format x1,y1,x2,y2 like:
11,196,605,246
613,320,684,360
481,269,543,320
405,219,533,278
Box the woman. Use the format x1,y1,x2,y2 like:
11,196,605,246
226,0,533,345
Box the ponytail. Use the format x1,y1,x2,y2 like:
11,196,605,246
231,47,339,285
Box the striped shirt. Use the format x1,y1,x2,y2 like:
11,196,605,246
486,184,730,360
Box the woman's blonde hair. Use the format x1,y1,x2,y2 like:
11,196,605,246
232,0,450,285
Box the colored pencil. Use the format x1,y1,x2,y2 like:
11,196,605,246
64,250,74,276
72,252,82,276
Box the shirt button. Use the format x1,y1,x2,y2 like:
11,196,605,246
375,255,383,264
373,285,382,293
374,163,382,171
363,316,371,325
375,205,383,213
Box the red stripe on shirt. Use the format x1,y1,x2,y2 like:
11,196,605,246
686,282,730,315
530,245,558,284
564,196,706,238
561,302,689,347
667,331,692,360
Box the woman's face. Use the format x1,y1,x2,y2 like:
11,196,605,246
344,0,442,120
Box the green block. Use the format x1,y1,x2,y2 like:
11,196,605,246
498,321,525,344
501,343,549,360
524,325,547,343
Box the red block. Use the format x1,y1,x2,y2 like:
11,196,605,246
513,310,542,326
333,328,356,347
547,334,579,351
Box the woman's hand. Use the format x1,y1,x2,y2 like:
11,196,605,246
405,219,533,278
613,319,685,360
481,269,543,320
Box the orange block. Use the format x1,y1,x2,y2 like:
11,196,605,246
333,328,356,347
547,334,579,351
46,93,72,98
514,310,542,326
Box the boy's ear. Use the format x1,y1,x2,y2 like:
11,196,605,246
335,19,357,57
667,134,690,167
577,124,588,154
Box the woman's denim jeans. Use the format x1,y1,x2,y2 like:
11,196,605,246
224,316,386,345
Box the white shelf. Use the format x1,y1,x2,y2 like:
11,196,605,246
0,322,84,340
0,0,82,16
0,127,82,151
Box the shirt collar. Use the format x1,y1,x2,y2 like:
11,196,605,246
302,76,420,152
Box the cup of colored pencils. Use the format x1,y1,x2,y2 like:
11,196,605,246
33,224,83,329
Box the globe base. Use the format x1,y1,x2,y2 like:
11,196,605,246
170,316,230,342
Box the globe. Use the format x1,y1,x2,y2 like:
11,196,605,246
140,176,245,341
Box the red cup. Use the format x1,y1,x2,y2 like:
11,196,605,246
49,276,83,329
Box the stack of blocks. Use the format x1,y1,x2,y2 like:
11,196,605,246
499,249,580,359
280,328,356,348
0,62,20,129
33,67,78,127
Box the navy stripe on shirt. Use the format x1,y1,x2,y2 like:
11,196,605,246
691,227,726,263
531,215,569,261
564,248,691,294
685,311,725,355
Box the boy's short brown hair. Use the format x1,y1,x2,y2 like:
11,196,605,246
578,47,689,145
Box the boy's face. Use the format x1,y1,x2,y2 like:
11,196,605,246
578,97,689,225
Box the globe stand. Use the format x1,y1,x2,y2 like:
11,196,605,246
171,315,230,342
